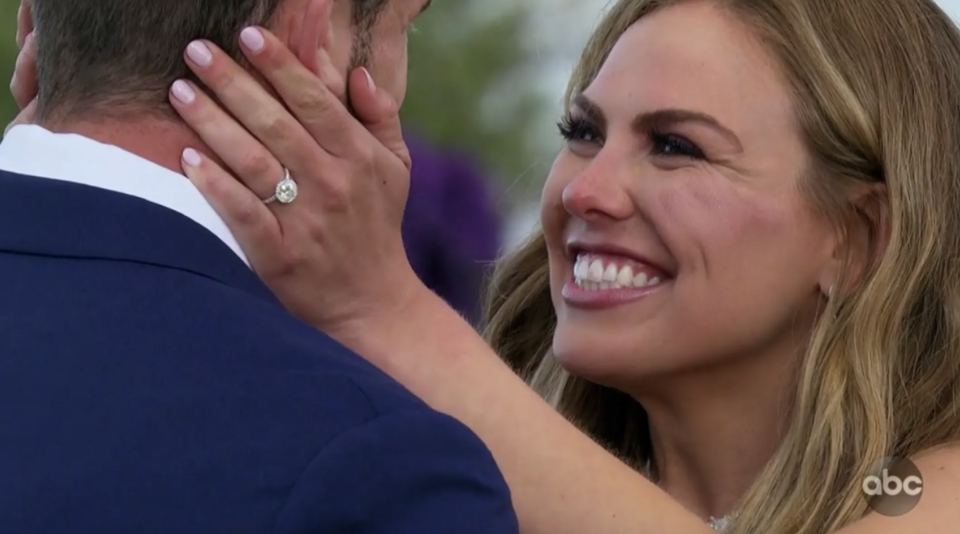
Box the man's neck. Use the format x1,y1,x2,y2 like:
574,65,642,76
39,117,215,176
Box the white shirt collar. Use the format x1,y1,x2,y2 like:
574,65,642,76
0,125,250,267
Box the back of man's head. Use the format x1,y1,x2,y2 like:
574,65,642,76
29,0,388,123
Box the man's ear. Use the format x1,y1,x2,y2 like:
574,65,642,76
17,0,34,49
820,182,889,298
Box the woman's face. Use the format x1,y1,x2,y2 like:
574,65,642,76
541,1,839,389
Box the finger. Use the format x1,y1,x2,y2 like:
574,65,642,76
297,0,346,98
348,68,412,170
182,40,325,176
4,99,36,137
11,33,38,110
237,26,357,155
179,147,285,267
295,0,330,76
314,47,346,100
16,1,33,49
169,79,292,202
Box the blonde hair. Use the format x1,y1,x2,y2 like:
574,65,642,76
483,0,960,532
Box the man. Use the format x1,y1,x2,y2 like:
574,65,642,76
0,1,517,533
403,134,501,326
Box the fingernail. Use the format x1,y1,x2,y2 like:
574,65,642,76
240,27,265,52
186,41,213,67
362,67,376,91
182,148,203,167
170,80,196,104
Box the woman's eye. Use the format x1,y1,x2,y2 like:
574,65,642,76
556,116,705,161
557,115,604,146
650,131,705,159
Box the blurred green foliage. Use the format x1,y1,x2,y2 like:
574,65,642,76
403,2,548,192
0,0,546,197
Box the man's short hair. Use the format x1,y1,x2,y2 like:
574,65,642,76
31,0,390,122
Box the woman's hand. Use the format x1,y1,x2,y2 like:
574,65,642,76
169,23,426,335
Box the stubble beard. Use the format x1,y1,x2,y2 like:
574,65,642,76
344,31,373,118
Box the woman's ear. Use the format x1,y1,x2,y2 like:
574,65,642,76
854,182,890,281
818,252,839,300
821,182,889,298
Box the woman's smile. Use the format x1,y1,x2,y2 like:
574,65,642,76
563,251,669,309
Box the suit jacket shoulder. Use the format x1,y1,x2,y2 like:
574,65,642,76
0,173,516,534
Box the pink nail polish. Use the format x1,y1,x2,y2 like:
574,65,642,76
182,148,203,167
362,68,376,91
170,80,195,104
240,28,265,52
186,41,213,67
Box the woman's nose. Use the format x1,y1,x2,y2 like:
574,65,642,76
561,158,635,223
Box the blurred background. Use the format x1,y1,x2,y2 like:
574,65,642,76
2,0,959,323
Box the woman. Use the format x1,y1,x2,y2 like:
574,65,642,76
9,0,960,532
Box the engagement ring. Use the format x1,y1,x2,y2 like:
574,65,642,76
261,168,298,205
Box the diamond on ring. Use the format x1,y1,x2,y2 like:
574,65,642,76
262,168,299,205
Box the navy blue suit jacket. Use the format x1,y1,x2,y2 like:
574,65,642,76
0,170,517,534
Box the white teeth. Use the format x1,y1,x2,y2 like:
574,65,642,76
573,255,665,291
574,260,588,280
588,260,604,282
602,264,618,282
